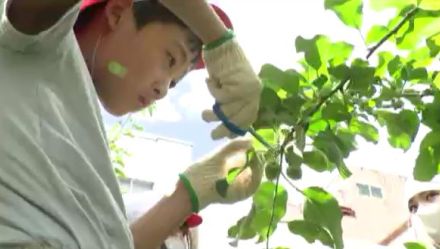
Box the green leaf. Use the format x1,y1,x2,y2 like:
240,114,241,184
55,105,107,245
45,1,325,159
404,241,429,249
215,179,229,198
281,95,306,124
253,182,288,220
322,101,351,122
303,187,344,249
349,64,376,95
228,212,257,240
313,75,329,88
413,131,440,181
303,150,330,172
313,131,353,178
426,33,440,57
260,87,281,111
329,64,350,80
419,0,440,10
377,110,420,150
376,52,395,77
295,35,353,71
388,56,404,78
406,67,428,82
370,0,415,10
414,147,439,181
227,167,243,184
349,119,379,143
252,182,288,239
366,25,389,45
328,41,355,66
288,220,334,247
325,0,363,29
407,47,434,67
422,102,440,130
395,9,440,50
252,129,276,150
295,36,322,70
260,64,300,95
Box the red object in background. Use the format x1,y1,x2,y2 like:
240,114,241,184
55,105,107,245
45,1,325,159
341,206,356,218
79,0,233,70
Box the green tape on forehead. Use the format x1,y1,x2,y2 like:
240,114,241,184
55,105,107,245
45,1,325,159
107,60,127,78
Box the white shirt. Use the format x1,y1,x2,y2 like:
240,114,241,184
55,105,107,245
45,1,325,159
0,1,133,248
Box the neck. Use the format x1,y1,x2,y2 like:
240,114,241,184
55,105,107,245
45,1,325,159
75,11,106,73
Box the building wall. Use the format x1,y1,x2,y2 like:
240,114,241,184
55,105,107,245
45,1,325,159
329,168,409,243
117,131,193,193
284,167,411,246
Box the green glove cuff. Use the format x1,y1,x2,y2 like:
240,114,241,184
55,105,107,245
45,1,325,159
178,174,200,213
203,29,235,51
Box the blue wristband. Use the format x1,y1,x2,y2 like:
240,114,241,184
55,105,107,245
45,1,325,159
213,103,248,136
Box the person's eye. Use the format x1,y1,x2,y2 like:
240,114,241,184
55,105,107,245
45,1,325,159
426,191,439,202
167,51,176,68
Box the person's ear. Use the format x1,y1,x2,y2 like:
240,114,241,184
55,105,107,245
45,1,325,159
104,0,133,30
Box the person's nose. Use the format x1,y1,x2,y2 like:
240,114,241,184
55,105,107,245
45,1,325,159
152,78,171,100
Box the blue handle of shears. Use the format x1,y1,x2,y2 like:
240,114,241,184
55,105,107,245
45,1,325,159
212,103,272,149
212,103,248,136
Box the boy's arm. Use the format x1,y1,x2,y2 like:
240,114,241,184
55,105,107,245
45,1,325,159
7,0,79,34
130,182,192,249
131,138,263,249
158,0,228,44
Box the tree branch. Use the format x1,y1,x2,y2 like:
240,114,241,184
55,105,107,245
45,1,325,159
366,7,419,59
281,172,305,196
290,6,420,131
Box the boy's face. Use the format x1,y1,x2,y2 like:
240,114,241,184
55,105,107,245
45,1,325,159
408,190,440,213
91,2,194,116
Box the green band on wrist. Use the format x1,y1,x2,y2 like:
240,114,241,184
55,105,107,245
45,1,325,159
178,174,200,213
203,29,235,51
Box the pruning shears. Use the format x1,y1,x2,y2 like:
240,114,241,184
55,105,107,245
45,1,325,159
213,103,271,148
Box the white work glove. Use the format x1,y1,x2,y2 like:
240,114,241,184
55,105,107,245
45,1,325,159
202,34,262,140
179,138,263,212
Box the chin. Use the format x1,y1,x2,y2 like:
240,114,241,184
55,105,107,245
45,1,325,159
102,103,129,117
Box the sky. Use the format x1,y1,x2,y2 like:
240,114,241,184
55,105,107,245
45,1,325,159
102,1,434,248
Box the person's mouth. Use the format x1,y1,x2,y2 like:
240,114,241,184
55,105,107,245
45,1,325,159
138,95,151,108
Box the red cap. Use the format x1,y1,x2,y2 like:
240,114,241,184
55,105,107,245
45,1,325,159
79,0,233,69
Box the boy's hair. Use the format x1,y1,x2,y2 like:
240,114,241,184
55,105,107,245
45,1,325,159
74,0,203,66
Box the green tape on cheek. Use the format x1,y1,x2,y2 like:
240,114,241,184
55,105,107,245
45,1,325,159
107,60,127,78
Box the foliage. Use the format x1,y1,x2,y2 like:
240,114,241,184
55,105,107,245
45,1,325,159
228,0,440,248
108,107,154,178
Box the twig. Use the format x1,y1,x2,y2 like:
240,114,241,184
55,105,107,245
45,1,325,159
366,7,419,59
307,78,350,119
266,149,285,249
288,6,420,132
281,172,306,196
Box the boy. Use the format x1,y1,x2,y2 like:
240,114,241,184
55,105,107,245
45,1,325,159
0,0,262,248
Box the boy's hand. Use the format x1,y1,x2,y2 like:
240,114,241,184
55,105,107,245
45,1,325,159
202,37,262,140
179,138,263,212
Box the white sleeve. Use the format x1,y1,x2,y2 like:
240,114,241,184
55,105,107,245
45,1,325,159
0,0,81,53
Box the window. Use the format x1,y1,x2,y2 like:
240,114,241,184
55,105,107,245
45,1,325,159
356,183,370,196
370,186,383,198
356,183,384,198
